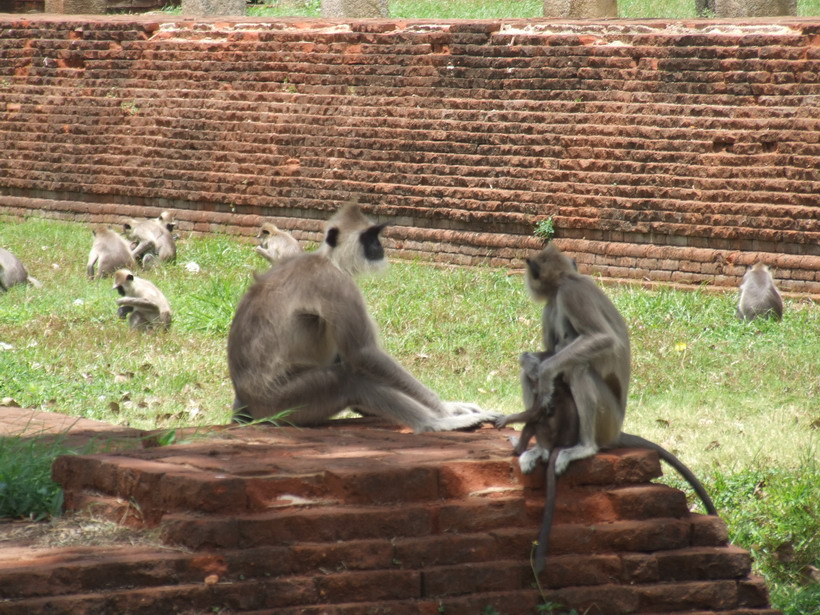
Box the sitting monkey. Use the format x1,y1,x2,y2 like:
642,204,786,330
112,269,171,331
227,204,497,432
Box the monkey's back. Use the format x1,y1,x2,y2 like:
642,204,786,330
227,253,359,396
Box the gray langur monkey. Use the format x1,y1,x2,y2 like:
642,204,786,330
112,268,172,330
123,212,176,268
255,222,301,266
87,226,136,279
0,247,42,291
496,243,716,515
737,262,783,322
227,204,497,432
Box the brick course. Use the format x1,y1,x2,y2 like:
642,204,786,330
0,16,818,294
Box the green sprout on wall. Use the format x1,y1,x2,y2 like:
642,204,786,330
534,216,555,242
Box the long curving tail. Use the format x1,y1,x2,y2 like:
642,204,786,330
615,432,718,516
533,445,563,574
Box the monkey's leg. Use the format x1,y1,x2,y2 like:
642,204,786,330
552,367,621,475
86,254,99,279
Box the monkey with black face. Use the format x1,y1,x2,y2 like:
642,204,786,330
737,262,783,322
87,226,136,279
0,247,42,291
123,213,176,268
255,222,301,267
497,243,716,515
227,204,496,432
112,269,172,330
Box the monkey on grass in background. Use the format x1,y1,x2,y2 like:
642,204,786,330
112,269,171,331
123,212,177,269
227,204,498,432
737,262,783,322
0,247,42,291
87,226,136,279
255,222,301,267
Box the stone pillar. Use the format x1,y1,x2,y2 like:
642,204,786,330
181,0,246,16
543,0,617,18
321,0,388,18
44,0,106,13
713,0,796,17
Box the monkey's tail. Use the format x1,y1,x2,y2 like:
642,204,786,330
616,432,718,516
534,446,562,575
27,276,43,288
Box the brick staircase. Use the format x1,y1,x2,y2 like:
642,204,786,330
0,419,779,614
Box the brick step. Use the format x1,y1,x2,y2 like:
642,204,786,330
0,518,733,601
0,575,774,615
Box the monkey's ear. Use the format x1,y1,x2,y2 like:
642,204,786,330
526,258,540,280
325,227,340,248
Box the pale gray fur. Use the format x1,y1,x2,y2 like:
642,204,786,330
87,226,136,279
227,204,497,432
497,243,716,515
0,247,42,291
737,262,783,321
123,213,176,268
112,268,172,330
255,222,301,266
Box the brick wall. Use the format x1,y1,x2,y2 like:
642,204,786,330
0,16,818,294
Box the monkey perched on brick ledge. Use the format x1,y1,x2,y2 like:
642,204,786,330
497,244,716,571
228,204,498,432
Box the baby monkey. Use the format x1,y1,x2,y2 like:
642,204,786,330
510,357,579,574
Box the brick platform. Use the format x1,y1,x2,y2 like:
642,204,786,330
0,414,779,614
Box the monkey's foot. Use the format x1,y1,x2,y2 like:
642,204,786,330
553,445,596,475
518,445,549,474
443,401,485,416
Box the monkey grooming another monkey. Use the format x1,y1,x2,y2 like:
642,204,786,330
87,226,136,279
737,262,783,321
112,269,171,330
123,213,176,268
0,247,42,291
497,243,717,516
255,222,301,266
227,204,497,432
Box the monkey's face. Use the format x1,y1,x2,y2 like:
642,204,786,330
525,245,573,301
323,222,388,278
112,270,135,295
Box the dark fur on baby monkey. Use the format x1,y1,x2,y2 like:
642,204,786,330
509,355,579,574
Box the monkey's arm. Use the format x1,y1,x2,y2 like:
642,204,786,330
116,297,160,312
130,239,156,260
536,281,624,381
254,246,277,265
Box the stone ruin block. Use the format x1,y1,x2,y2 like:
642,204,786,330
543,0,617,18
713,0,796,17
181,0,246,16
44,0,106,13
321,0,388,18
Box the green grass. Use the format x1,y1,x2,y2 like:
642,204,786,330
1,217,817,613
236,0,820,19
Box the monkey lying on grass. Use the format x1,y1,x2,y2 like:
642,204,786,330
498,243,717,571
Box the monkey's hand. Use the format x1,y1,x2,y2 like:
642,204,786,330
519,352,542,380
